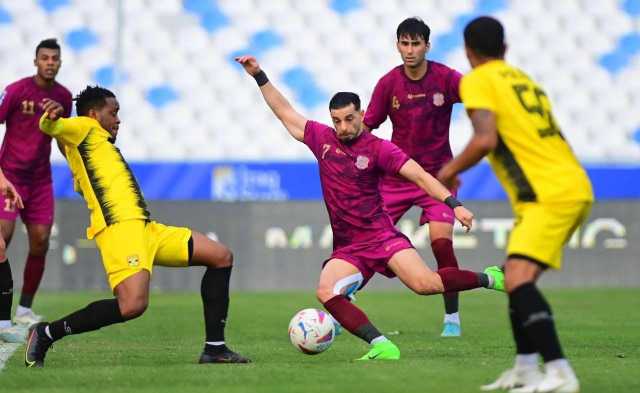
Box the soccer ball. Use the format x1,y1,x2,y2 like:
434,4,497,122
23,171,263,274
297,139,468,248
288,308,335,355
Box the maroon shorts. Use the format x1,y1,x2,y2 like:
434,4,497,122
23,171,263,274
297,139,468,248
0,179,54,225
328,233,414,289
381,178,456,225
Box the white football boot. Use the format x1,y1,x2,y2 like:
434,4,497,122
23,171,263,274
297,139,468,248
13,309,43,326
509,366,580,393
481,366,545,391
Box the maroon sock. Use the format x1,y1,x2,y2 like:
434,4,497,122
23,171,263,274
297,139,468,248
431,238,459,269
432,238,460,313
437,267,482,293
323,295,382,343
20,254,45,308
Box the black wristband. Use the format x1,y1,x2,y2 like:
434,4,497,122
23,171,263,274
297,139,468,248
444,196,462,209
253,70,269,86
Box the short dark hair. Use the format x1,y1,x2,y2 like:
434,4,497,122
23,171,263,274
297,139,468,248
329,92,361,111
74,85,116,116
35,38,61,57
463,16,506,58
396,17,431,42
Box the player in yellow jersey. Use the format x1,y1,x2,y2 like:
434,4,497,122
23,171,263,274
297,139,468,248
24,86,250,367
437,17,593,393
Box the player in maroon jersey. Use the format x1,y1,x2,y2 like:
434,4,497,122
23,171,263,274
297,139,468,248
364,18,470,337
0,38,72,330
237,54,504,360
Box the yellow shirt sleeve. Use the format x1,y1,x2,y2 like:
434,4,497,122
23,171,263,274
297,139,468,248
39,114,89,146
460,71,497,112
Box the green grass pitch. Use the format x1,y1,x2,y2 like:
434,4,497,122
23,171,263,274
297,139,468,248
2,289,638,393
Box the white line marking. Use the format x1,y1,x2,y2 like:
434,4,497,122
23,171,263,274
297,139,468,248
0,325,28,371
0,343,21,371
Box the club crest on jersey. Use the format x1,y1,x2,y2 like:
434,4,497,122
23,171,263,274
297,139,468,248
433,92,445,106
355,155,369,170
127,255,140,267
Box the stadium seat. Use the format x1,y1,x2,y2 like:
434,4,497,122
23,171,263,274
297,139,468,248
0,0,638,162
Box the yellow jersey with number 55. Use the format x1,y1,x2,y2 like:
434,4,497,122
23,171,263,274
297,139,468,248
460,60,593,204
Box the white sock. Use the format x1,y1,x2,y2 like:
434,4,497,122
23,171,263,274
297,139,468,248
487,274,495,288
205,341,225,346
45,325,53,340
0,320,11,329
370,335,388,345
545,358,575,375
444,312,460,325
515,353,539,369
16,305,31,316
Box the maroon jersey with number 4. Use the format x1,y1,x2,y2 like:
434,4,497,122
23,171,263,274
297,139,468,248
364,61,462,175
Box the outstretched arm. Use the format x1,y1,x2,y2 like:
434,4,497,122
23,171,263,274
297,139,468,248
39,99,88,146
398,159,474,231
235,55,307,142
437,109,497,188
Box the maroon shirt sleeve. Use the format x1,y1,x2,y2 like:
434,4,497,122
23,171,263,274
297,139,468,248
303,120,329,158
363,76,390,130
0,84,17,124
447,69,463,104
377,139,410,175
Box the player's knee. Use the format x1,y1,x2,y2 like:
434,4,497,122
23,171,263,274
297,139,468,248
315,283,334,304
29,233,50,255
221,248,233,267
411,274,444,295
209,246,233,268
0,238,6,259
119,296,149,320
504,264,538,293
505,275,534,293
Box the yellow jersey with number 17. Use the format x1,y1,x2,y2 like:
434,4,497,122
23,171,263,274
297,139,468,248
460,60,593,204
39,115,150,239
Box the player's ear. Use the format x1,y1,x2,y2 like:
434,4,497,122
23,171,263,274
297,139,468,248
33,58,37,67
426,41,431,52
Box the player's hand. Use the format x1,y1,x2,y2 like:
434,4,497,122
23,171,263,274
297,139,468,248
0,176,24,210
453,206,474,232
234,55,262,76
41,98,64,120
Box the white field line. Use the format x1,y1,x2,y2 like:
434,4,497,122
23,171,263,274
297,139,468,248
0,325,28,371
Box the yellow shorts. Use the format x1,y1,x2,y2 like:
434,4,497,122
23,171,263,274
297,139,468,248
94,220,192,290
507,201,592,269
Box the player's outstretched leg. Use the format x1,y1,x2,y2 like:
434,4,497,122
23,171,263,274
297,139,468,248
389,249,504,298
188,231,250,364
317,259,399,361
25,271,150,368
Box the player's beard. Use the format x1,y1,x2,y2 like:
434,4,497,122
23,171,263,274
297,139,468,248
339,128,363,144
405,57,425,69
